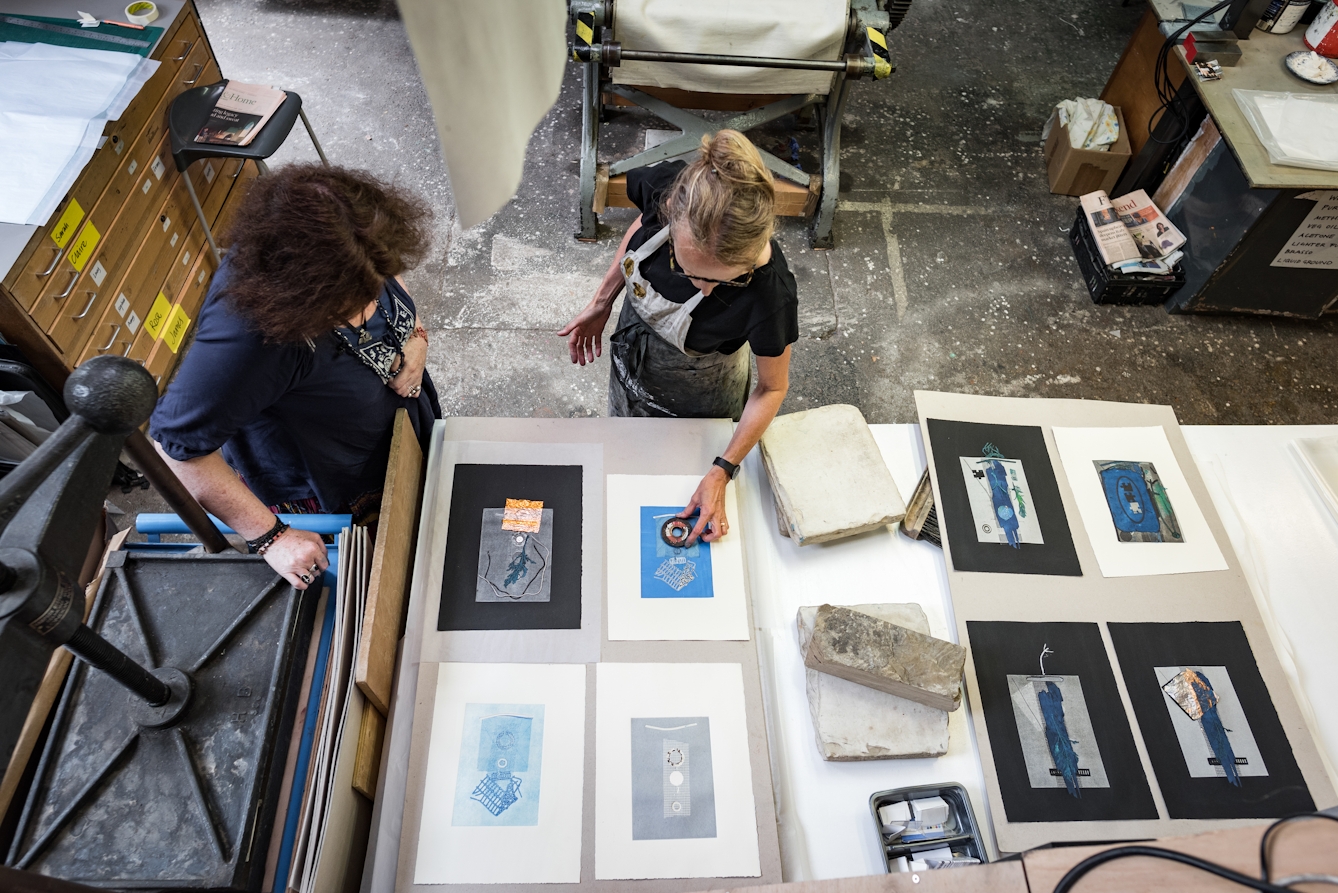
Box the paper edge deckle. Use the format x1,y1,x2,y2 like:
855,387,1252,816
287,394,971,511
913,391,1337,853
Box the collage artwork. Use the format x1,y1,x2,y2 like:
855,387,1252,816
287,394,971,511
639,506,714,599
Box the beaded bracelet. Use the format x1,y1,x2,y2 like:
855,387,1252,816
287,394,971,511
247,518,290,555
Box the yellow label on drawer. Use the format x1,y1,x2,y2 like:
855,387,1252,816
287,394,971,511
66,222,101,272
144,292,171,340
163,305,191,354
50,200,84,249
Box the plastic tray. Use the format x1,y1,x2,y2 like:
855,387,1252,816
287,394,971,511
869,782,988,874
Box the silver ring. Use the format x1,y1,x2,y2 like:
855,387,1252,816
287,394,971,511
309,563,320,573
299,573,312,584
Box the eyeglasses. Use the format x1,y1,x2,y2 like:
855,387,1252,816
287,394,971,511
668,240,755,289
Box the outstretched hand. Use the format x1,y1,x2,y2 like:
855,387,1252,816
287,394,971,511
557,299,614,366
678,466,730,545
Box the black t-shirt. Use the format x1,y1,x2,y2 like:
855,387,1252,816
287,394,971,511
149,260,440,512
625,162,799,357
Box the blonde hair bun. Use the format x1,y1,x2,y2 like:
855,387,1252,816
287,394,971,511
664,129,776,268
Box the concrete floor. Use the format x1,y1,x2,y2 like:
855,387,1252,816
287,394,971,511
186,0,1338,433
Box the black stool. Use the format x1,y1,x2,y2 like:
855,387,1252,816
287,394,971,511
168,81,330,265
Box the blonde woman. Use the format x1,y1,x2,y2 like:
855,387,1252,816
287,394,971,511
559,130,798,545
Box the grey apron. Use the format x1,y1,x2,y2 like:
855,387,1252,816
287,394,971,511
607,225,752,420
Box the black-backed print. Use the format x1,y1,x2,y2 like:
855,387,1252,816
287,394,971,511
967,621,1158,822
438,465,583,631
927,419,1082,575
1107,621,1314,819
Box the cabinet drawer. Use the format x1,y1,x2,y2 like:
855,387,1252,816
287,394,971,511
32,139,177,335
144,237,218,389
67,179,195,357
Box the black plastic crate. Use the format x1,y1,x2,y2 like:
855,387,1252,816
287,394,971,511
1070,209,1186,305
869,782,988,873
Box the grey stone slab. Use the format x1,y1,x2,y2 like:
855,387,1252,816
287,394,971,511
803,604,966,711
760,404,906,545
798,604,949,761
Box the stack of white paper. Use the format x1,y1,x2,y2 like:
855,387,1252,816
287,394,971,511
0,41,158,225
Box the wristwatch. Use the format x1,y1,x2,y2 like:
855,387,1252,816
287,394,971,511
712,456,740,480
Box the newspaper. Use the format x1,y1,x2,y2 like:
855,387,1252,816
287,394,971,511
1081,189,1186,267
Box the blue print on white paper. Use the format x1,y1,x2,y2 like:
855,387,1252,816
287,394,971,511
451,703,545,826
639,506,714,598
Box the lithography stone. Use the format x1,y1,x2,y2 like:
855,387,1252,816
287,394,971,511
798,604,949,760
760,404,907,545
804,604,966,711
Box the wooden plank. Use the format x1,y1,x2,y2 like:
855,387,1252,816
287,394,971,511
685,861,1027,893
1100,7,1182,157
605,174,815,217
1153,116,1222,211
604,86,792,112
355,408,424,716
1021,820,1338,893
352,702,386,800
0,527,130,822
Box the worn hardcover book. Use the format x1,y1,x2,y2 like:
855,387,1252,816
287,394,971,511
194,80,287,147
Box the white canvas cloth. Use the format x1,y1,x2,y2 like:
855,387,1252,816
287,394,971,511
397,0,567,230
611,0,848,95
0,41,158,225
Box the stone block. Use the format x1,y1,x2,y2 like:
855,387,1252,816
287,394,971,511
760,404,906,545
797,604,950,761
803,604,966,712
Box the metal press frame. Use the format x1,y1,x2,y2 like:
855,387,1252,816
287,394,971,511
570,0,906,249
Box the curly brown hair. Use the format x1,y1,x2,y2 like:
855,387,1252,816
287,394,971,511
222,164,432,343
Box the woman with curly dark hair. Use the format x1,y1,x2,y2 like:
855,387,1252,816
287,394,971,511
149,163,440,589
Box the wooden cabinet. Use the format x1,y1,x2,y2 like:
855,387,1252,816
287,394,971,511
0,2,254,391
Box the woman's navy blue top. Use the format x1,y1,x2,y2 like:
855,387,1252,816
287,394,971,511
149,261,440,512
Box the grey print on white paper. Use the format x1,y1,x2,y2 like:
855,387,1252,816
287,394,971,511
1007,674,1111,791
631,717,716,840
476,508,554,602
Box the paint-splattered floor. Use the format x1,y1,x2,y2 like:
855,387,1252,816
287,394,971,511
185,0,1338,433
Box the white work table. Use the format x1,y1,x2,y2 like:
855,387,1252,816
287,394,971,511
739,423,1338,882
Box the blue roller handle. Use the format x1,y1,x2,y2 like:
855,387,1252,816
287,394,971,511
136,512,352,541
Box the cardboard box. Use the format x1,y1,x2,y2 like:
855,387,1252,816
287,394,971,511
1044,106,1132,197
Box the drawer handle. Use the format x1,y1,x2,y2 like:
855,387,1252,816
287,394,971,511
99,325,122,352
72,291,98,320
53,270,79,300
183,63,204,86
171,39,195,62
38,248,61,278
122,341,133,357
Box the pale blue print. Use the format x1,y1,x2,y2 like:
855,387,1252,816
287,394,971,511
451,703,545,826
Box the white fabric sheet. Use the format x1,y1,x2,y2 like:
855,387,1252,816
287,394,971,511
413,662,586,885
611,0,847,95
397,0,566,229
606,474,750,641
0,41,158,224
594,662,760,880
1052,426,1228,577
1290,434,1338,525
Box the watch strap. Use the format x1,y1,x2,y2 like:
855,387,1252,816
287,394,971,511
713,456,739,480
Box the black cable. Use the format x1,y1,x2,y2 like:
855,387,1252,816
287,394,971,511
1148,0,1233,145
1051,811,1338,893
1259,812,1338,884
1052,844,1295,893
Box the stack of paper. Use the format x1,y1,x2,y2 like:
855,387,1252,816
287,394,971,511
276,526,375,893
0,41,158,225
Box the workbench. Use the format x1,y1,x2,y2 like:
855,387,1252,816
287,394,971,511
1103,3,1338,316
358,417,1338,887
